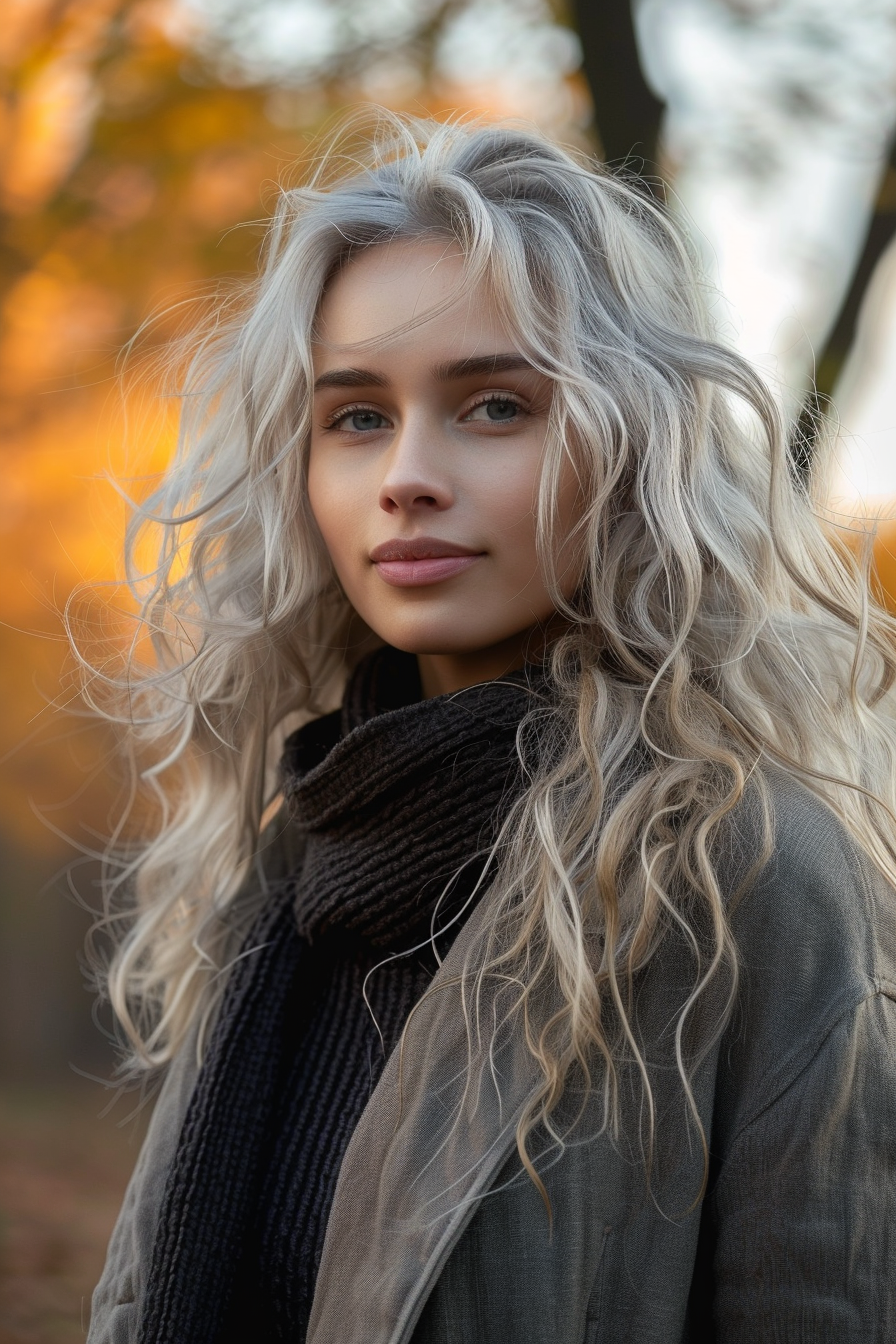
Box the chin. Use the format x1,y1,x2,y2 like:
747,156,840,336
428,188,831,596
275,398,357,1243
374,619,494,657
385,634,485,657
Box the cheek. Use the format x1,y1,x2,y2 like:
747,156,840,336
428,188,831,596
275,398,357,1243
307,450,351,573
490,449,584,601
484,459,541,566
553,465,587,593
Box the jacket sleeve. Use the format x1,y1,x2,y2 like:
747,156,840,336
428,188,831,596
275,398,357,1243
703,988,896,1341
86,807,306,1343
86,1019,204,1343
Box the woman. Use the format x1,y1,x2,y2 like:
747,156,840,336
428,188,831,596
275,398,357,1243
86,115,896,1342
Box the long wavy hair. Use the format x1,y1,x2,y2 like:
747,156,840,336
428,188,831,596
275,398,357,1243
76,112,896,1188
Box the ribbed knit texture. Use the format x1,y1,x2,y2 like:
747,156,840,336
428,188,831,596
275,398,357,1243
139,647,539,1344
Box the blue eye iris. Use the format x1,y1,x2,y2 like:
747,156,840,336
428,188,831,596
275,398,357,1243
484,399,517,421
346,410,386,431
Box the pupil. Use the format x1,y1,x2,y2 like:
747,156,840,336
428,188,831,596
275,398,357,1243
353,411,379,429
486,399,515,421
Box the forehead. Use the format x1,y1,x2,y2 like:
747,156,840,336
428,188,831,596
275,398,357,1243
313,238,514,359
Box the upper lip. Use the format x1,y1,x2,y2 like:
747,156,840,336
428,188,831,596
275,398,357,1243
369,537,482,562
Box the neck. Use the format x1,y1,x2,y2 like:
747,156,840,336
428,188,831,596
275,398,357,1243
415,616,567,698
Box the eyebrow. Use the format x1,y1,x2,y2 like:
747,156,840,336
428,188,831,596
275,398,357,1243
312,353,534,391
435,353,534,381
313,366,389,391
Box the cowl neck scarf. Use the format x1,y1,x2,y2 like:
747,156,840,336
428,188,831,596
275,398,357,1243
139,647,543,1344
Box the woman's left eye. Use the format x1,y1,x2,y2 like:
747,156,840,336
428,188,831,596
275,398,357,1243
463,396,524,424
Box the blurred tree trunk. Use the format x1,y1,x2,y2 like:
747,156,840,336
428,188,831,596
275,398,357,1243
570,0,663,185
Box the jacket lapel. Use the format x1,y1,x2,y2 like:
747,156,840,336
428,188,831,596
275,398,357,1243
307,890,546,1344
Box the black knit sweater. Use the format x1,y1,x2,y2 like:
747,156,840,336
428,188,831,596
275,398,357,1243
139,648,540,1343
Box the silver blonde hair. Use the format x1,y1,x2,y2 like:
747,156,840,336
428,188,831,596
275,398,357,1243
77,112,896,1193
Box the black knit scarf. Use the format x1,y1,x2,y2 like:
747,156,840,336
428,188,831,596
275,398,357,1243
139,648,541,1343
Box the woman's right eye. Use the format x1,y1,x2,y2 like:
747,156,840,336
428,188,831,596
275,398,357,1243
328,407,390,433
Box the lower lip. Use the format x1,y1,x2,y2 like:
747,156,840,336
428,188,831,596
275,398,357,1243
374,555,483,587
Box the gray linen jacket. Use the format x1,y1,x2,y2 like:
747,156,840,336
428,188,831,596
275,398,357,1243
89,770,896,1342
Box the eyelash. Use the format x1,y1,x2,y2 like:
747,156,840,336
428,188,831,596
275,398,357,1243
321,402,381,431
322,392,527,432
465,392,527,422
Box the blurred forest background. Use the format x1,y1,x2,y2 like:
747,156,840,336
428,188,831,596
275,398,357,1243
2,0,896,1338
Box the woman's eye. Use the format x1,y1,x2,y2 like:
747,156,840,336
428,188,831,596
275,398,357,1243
331,408,389,432
464,397,523,424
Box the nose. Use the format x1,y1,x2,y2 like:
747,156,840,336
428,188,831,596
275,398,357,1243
378,417,454,515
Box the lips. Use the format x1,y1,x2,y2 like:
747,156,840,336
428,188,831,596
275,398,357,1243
370,537,484,587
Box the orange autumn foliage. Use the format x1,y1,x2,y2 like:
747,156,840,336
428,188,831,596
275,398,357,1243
0,2,291,843
871,517,896,614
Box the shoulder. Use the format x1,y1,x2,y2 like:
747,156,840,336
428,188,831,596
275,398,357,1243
712,767,896,1141
723,767,895,994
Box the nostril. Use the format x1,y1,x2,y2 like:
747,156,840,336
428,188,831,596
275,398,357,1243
379,492,442,512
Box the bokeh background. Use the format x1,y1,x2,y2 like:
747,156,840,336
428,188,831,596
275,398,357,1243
2,0,896,1338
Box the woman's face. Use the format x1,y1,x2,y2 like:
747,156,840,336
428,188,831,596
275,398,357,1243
308,238,583,696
